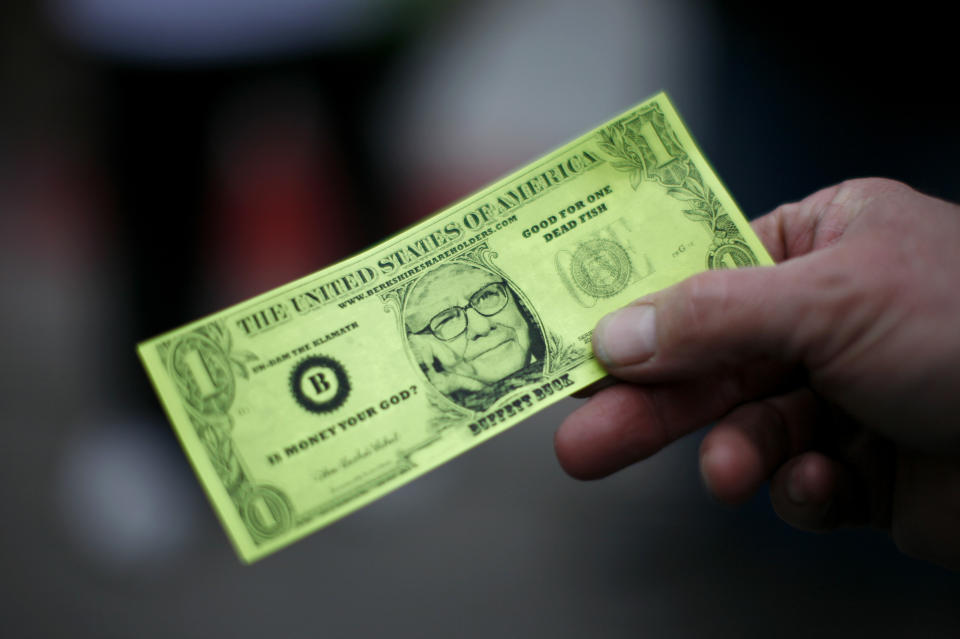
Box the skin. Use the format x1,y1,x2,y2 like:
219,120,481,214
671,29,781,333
554,178,960,570
406,263,532,393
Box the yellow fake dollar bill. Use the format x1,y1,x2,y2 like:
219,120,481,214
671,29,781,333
138,92,773,562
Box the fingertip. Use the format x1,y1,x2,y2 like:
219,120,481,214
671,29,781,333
554,400,615,480
699,430,766,504
770,452,839,531
553,416,593,480
553,384,673,481
787,453,836,505
592,304,657,368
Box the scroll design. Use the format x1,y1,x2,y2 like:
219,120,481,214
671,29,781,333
596,102,759,268
544,330,587,375
159,322,294,544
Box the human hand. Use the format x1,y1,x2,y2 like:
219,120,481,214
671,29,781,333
555,178,960,570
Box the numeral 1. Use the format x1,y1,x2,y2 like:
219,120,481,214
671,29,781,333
638,119,673,168
183,348,218,398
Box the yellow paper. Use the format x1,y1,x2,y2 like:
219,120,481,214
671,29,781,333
138,92,773,562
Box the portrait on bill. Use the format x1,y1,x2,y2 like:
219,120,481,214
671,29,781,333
403,261,546,412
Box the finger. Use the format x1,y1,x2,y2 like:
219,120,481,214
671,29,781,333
699,388,821,505
749,208,789,263
749,179,877,263
555,360,792,480
769,451,875,531
892,453,960,570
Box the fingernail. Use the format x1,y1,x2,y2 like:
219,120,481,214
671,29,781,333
594,304,656,366
787,464,807,505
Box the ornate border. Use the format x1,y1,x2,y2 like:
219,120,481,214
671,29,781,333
595,102,758,269
159,320,420,545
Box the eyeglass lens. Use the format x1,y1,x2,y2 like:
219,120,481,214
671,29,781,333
429,282,508,340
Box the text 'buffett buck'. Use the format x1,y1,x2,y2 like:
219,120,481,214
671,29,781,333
138,92,773,562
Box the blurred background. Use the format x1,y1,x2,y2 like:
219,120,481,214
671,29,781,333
1,0,958,636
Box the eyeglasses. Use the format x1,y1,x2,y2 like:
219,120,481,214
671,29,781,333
416,281,510,341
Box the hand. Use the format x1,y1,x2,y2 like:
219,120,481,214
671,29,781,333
555,178,960,570
407,333,486,396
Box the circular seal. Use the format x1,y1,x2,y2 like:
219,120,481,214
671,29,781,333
239,485,293,540
707,240,759,269
289,355,350,414
570,239,632,298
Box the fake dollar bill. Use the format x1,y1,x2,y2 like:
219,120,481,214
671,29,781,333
138,92,773,562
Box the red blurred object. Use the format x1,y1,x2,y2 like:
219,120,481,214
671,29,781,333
204,99,358,306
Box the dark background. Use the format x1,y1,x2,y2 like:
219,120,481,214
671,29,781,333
1,1,958,636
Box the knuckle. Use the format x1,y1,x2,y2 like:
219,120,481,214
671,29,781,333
829,178,914,215
837,176,912,196
745,399,791,463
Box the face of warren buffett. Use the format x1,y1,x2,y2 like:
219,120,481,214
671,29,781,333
405,263,532,386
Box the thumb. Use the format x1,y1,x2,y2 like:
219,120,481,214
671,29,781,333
592,254,851,383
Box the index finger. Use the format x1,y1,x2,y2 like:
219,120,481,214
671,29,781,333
555,359,792,479
750,179,880,263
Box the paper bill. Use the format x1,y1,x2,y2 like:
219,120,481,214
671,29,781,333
138,92,773,562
